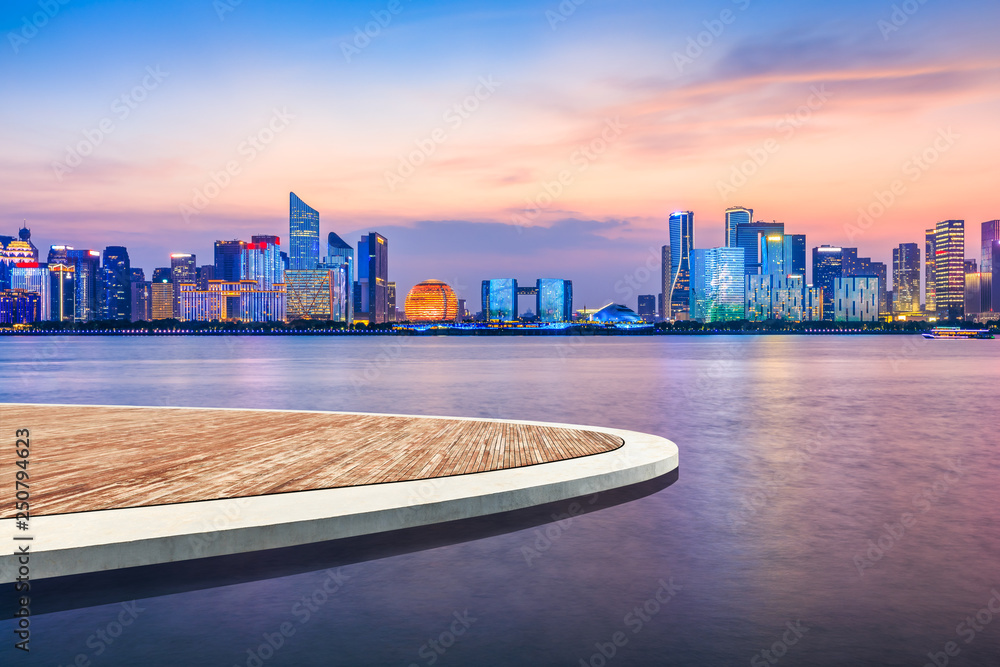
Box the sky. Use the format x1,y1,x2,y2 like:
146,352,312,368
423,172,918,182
2,0,999,308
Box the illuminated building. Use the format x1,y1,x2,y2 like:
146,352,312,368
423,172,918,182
965,270,982,317
834,276,879,322
668,211,694,318
0,225,39,289
151,268,173,320
170,253,196,318
245,237,283,290
812,245,844,321
893,243,921,313
101,246,131,321
660,245,671,319
784,234,806,276
327,232,354,321
404,280,459,322
285,267,351,322
289,192,320,270
482,279,518,321
196,265,215,289
637,295,656,323
805,285,823,321
68,249,101,322
214,240,245,281
590,303,643,324
388,282,397,322
725,206,753,248
0,290,41,324
130,268,150,322
760,234,786,276
11,262,49,321
357,233,388,324
746,274,808,322
925,228,936,313
179,280,286,322
537,279,573,322
980,221,1000,313
934,219,965,319
49,263,75,322
736,220,783,275
690,247,745,322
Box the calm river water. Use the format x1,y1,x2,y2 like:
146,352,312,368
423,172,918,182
1,335,998,666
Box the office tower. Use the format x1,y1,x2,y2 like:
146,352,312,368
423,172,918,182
934,220,965,319
637,295,656,322
834,276,879,321
805,285,824,321
196,265,215,290
457,299,467,321
151,267,173,320
214,240,246,282
735,221,783,275
668,211,694,318
537,279,573,322
760,234,786,276
130,268,150,322
985,240,1000,313
965,270,982,317
243,237,283,290
179,281,286,323
67,249,100,322
481,279,518,321
660,245,671,319
841,247,859,277
327,232,354,319
387,282,397,323
689,247,745,322
868,261,888,315
746,274,807,322
784,234,806,277
289,192,320,270
357,232,388,324
892,243,921,313
812,246,844,321
170,253,196,318
100,246,131,321
11,262,49,321
285,267,349,322
0,225,39,289
925,228,936,313
725,207,753,248
48,264,75,322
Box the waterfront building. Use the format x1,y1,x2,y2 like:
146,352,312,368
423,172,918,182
735,220,784,275
285,267,351,322
11,262,49,321
101,246,131,321
660,245,671,320
0,225,39,289
745,274,808,322
834,276,879,322
690,247,745,323
196,265,215,290
130,268,150,322
934,220,965,319
179,280,286,322
725,207,753,248
0,290,41,324
244,237,283,290
637,295,656,323
170,253,196,318
812,246,844,321
388,282,397,322
965,270,982,317
984,238,1000,313
784,234,806,277
289,192,320,270
925,228,937,313
49,263,75,322
668,211,694,318
151,268,173,320
892,243,921,313
67,249,101,322
805,285,824,321
590,303,643,324
214,240,245,282
356,233,388,324
404,280,459,322
760,234,786,276
536,279,573,322
482,279,518,321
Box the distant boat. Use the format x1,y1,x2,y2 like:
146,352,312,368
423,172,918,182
922,327,994,340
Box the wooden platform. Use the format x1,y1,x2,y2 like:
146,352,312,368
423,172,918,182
0,404,623,517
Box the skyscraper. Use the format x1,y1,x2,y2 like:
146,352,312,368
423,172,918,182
214,240,246,282
325,232,354,323
724,207,753,248
289,192,320,271
812,246,844,321
67,249,101,322
892,243,921,313
784,234,807,277
101,246,131,321
934,219,965,319
11,262,49,321
537,279,573,322
357,232,388,324
668,211,694,318
170,253,197,318
981,220,1000,313
387,282,397,322
735,221,784,275
637,295,656,323
481,279,518,321
690,247,745,322
760,234,786,276
660,245,671,320
925,228,936,313
130,268,150,322
151,268,173,320
834,276,879,322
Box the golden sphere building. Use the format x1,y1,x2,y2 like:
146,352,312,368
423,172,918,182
404,280,459,322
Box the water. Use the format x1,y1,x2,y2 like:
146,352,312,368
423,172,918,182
1,335,998,666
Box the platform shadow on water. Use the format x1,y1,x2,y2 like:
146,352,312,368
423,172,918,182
13,469,678,617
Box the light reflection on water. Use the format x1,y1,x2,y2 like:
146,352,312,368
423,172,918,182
1,335,998,666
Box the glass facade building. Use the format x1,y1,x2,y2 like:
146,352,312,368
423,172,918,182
357,233,388,324
924,228,937,313
834,276,879,322
736,221,784,276
327,232,354,322
67,249,101,323
0,290,41,324
285,267,351,322
11,263,49,321
892,243,921,313
980,221,1000,314
668,211,694,318
179,280,286,322
289,192,320,271
481,279,518,321
151,268,173,320
690,247,745,323
101,246,131,321
49,263,75,322
934,219,965,319
724,207,753,248
812,245,844,321
745,274,809,322
170,253,196,318
660,245,671,320
536,279,573,322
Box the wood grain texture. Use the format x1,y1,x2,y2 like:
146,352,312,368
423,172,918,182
0,405,623,517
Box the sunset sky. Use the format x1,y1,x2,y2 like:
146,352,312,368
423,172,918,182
2,0,998,306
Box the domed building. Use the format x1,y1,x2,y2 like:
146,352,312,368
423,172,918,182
404,280,459,322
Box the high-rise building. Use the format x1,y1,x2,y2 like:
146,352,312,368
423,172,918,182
101,246,131,321
784,234,806,277
668,211,694,318
925,228,937,313
637,295,656,322
67,249,101,322
357,232,388,324
245,237,284,290
537,279,573,322
289,192,320,270
868,261,888,315
327,232,354,321
746,274,809,322
11,262,49,321
690,247,745,322
984,239,1000,313
834,276,879,322
736,220,784,276
0,290,41,324
387,282,397,323
170,253,196,318
285,267,351,323
196,265,215,290
760,234,786,276
892,243,921,313
0,225,39,289
482,279,518,321
812,246,844,321
965,269,983,317
151,268,173,320
130,268,150,322
934,220,965,319
724,207,753,248
214,240,246,282
660,245,671,320
179,281,286,323
48,264,74,322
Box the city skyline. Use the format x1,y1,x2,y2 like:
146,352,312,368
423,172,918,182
2,0,999,305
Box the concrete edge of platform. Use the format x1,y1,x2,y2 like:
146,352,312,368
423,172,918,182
0,407,678,582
